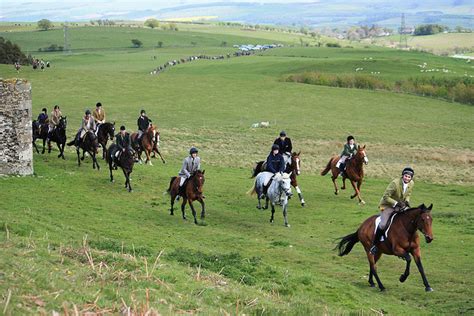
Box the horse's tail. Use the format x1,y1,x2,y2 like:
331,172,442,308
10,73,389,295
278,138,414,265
335,231,359,256
251,161,264,178
246,180,257,195
167,176,177,194
320,158,333,176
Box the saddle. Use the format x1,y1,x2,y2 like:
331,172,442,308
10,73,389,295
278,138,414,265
374,213,398,242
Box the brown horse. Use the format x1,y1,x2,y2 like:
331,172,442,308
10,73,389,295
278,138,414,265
167,170,205,225
131,124,165,165
321,145,368,204
252,152,305,206
336,204,434,292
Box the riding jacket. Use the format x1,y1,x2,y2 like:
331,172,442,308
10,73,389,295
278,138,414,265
265,153,285,174
341,143,359,157
93,108,105,124
37,113,48,125
273,137,293,155
49,110,62,127
379,178,414,210
178,156,201,178
115,132,131,150
137,116,152,132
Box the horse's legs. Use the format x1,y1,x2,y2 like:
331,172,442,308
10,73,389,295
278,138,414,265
170,191,176,215
48,140,52,153
294,185,305,206
367,251,385,291
264,197,269,210
59,142,65,159
41,138,46,154
156,150,166,164
399,252,412,283
283,201,289,227
109,160,114,182
411,247,433,291
198,198,205,219
256,195,262,210
33,140,40,154
270,203,275,223
368,269,375,287
102,142,107,160
181,199,188,220
146,150,153,166
188,200,198,224
81,149,86,161
341,176,347,190
93,152,100,170
76,148,81,166
331,175,339,195
350,180,364,204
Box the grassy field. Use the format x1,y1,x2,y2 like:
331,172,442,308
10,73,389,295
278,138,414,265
0,25,473,314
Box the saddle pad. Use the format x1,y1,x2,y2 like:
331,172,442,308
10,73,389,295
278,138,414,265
374,214,397,242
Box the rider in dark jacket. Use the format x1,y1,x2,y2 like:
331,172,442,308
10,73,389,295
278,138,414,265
266,144,285,174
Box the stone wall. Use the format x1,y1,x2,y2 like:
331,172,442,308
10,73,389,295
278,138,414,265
0,78,33,175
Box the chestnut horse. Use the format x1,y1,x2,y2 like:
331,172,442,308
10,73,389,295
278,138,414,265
167,170,205,225
252,152,305,206
320,145,368,204
336,204,434,292
131,124,165,165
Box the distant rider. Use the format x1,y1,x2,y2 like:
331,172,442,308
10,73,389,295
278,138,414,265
336,135,359,175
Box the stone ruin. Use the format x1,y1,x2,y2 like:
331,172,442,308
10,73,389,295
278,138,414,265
0,78,33,175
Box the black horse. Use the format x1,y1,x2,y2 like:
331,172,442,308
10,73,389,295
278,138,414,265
68,131,100,169
97,122,115,159
32,120,49,154
47,116,67,159
106,144,135,192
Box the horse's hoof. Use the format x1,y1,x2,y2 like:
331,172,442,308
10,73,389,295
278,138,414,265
301,202,305,207
399,274,408,283
425,287,433,292
81,157,85,161
369,283,375,288
256,206,261,210
334,191,338,195
270,219,274,223
350,195,355,199
359,200,366,206
285,223,290,228
379,287,386,292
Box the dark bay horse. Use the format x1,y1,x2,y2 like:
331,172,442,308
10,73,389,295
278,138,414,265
321,145,368,204
252,152,305,206
167,170,206,225
97,122,115,159
131,125,165,165
47,116,67,159
106,144,134,192
70,131,100,169
336,204,434,292
32,120,49,154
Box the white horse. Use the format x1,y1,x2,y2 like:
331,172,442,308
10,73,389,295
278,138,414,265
250,171,293,227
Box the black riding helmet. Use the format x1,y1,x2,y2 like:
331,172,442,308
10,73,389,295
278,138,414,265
120,125,126,131
280,130,287,137
140,109,146,115
189,147,198,155
347,135,355,142
271,144,280,151
96,102,102,107
42,107,47,112
85,109,91,115
402,167,415,177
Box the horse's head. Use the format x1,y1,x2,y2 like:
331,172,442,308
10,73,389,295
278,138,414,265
192,170,205,194
59,116,67,129
291,151,301,175
415,204,434,243
356,145,368,165
107,122,115,140
276,172,292,196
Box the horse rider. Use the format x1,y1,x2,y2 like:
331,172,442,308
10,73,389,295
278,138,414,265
177,147,201,199
47,105,62,142
273,130,293,167
71,109,96,146
111,125,133,168
336,135,359,175
35,107,49,133
92,102,106,135
260,144,286,198
137,109,152,144
370,167,415,255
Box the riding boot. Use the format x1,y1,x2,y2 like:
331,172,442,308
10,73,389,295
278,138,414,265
369,227,384,255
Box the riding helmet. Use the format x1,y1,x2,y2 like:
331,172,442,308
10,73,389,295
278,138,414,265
120,125,126,131
54,105,60,110
280,130,287,137
347,135,355,142
85,109,91,115
402,167,414,177
96,102,102,107
42,107,47,112
189,147,198,155
272,144,280,151
140,109,146,114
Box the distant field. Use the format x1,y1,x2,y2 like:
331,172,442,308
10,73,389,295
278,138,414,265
0,25,473,314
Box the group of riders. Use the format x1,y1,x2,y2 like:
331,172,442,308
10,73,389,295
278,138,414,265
34,105,415,252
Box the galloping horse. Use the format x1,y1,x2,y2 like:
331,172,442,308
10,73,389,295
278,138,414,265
131,125,165,165
106,144,134,192
249,172,293,227
336,204,434,292
70,131,100,169
32,120,49,154
167,170,206,225
47,116,67,159
252,152,305,206
321,145,368,204
97,122,115,159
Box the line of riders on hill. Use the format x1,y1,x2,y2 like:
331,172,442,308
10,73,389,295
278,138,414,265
33,105,415,253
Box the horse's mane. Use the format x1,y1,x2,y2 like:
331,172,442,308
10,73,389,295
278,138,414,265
399,204,432,215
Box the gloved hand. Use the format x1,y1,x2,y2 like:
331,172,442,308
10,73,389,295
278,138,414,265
405,201,410,208
396,201,407,210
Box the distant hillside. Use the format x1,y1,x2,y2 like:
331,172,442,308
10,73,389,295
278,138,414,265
1,0,472,29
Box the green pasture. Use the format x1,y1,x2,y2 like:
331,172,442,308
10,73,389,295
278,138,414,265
0,25,473,314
